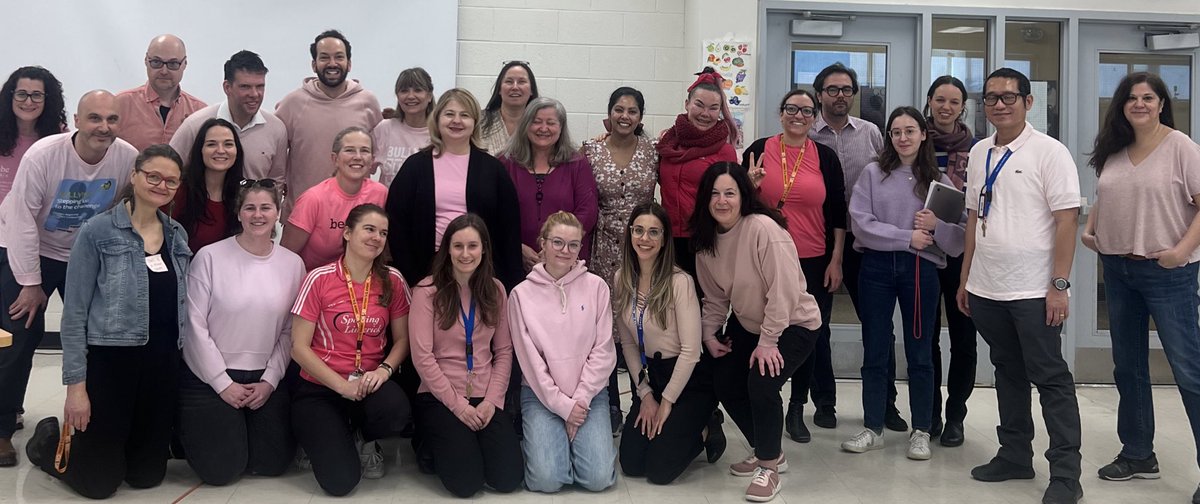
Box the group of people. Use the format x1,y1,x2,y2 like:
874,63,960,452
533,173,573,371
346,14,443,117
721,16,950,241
0,28,1197,504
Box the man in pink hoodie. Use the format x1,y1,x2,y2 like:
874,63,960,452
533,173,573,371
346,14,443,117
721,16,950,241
276,29,382,213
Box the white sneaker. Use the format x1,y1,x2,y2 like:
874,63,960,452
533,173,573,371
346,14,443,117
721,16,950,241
907,430,932,460
841,428,884,453
360,439,385,479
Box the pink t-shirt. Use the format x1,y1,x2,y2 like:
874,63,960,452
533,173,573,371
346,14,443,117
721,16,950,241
372,119,430,187
292,261,411,384
757,136,826,258
0,134,37,206
288,177,388,271
433,152,470,248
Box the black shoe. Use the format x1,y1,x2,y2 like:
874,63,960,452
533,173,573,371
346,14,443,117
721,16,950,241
940,422,965,447
610,406,622,437
1192,483,1200,504
1042,477,1082,504
971,456,1036,482
812,406,837,429
25,417,60,469
884,407,908,432
1097,453,1160,481
704,410,727,463
785,402,811,443
0,438,15,467
930,417,943,438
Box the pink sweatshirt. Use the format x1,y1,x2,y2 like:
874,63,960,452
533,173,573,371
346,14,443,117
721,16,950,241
508,261,615,420
695,214,822,347
0,133,137,285
409,277,513,416
0,134,37,206
183,237,307,392
275,78,382,205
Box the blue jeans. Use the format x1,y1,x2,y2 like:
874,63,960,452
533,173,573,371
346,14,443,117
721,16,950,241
1101,255,1200,467
520,386,616,493
858,250,937,432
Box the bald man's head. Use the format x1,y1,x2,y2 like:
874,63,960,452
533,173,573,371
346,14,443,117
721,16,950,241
144,34,188,96
74,90,120,154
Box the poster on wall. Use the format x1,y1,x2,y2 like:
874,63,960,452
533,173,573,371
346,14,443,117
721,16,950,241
703,39,751,147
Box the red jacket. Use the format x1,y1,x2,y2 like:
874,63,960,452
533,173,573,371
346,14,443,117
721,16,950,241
657,143,737,237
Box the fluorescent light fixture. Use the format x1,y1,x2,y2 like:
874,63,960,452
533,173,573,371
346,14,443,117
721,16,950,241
938,26,986,34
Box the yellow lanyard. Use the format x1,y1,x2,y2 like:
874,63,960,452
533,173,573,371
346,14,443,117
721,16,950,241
776,136,808,210
343,258,373,374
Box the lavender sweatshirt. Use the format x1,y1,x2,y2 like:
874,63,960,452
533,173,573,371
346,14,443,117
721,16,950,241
849,162,965,268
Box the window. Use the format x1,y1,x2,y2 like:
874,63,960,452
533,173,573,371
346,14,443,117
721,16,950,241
1004,20,1062,139
932,17,990,139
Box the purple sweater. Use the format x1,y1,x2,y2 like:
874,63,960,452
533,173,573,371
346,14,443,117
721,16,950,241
501,153,599,260
849,162,965,268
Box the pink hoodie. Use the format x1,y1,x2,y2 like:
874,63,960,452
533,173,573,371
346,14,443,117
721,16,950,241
507,261,614,420
275,78,382,207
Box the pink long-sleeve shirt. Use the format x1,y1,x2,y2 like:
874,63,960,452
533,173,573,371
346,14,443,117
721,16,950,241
409,277,513,416
183,237,307,393
508,261,615,420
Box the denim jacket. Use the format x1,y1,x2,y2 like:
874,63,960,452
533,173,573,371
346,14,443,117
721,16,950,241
61,202,191,385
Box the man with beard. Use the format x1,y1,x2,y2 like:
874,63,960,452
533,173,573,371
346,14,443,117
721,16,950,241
115,35,207,151
276,29,382,208
790,63,906,439
170,50,288,182
0,91,137,466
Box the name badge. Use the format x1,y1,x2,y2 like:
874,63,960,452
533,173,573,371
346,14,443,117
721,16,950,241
145,254,168,273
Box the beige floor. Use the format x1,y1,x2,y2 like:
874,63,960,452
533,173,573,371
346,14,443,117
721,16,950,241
3,353,1198,503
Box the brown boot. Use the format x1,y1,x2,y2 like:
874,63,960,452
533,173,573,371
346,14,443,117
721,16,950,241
0,438,16,467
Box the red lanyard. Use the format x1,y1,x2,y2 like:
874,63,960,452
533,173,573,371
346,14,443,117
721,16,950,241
343,258,373,374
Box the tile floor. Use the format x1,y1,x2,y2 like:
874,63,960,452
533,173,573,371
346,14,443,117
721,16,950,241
3,353,1198,503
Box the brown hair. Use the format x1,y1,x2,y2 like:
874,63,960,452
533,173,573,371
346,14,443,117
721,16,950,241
421,214,501,330
342,204,394,306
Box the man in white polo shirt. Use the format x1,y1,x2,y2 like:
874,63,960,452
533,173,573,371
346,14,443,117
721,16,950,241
957,67,1083,504
170,50,288,183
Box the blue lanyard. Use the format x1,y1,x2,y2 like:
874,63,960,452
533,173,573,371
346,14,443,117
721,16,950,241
460,299,475,373
632,294,648,385
980,148,1013,220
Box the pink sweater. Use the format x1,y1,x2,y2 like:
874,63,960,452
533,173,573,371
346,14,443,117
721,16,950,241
508,261,615,420
183,237,307,392
275,78,382,205
0,133,137,284
696,214,822,347
409,277,512,415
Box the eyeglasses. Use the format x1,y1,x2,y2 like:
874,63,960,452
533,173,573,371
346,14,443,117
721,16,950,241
239,178,286,197
502,60,530,66
889,127,922,139
146,58,185,70
544,237,582,253
630,225,663,240
983,93,1023,106
13,91,46,103
136,168,181,189
781,104,816,117
822,86,855,97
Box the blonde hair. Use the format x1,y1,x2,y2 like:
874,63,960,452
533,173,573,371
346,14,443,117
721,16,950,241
538,211,582,241
425,88,482,157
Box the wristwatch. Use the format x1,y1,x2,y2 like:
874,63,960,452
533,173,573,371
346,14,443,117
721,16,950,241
1052,277,1071,291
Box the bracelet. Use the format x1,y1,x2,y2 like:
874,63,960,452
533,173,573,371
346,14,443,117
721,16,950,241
377,362,394,377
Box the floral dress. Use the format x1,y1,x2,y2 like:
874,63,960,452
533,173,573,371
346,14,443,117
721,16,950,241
583,135,659,289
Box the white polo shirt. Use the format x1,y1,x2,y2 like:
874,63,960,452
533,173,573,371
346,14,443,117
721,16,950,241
964,122,1080,301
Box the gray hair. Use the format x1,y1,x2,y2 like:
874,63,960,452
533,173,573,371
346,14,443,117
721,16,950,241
504,97,577,168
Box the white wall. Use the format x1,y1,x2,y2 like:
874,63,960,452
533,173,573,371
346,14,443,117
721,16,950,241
457,0,689,142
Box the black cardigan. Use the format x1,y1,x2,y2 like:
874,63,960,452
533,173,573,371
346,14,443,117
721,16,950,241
385,147,525,292
741,136,847,255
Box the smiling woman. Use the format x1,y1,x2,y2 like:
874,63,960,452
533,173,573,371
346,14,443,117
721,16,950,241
281,126,388,271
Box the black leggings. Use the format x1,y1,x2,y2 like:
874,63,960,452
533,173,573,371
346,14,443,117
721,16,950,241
933,253,977,424
619,353,718,484
34,338,180,499
713,316,816,461
415,394,523,497
177,367,293,485
790,254,835,409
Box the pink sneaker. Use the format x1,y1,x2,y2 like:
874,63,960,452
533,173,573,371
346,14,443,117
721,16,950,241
730,453,788,477
744,466,781,502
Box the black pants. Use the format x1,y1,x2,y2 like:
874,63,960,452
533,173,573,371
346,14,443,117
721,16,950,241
969,294,1082,480
0,247,68,438
291,378,411,496
606,342,629,412
713,316,815,461
790,254,834,409
620,353,718,484
178,367,292,486
842,233,899,410
35,336,180,499
933,254,977,424
415,394,523,497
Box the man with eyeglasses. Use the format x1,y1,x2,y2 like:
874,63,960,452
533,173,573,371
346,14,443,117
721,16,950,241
957,67,1082,504
805,63,905,434
276,29,382,212
0,90,137,467
114,35,207,151
170,50,288,183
